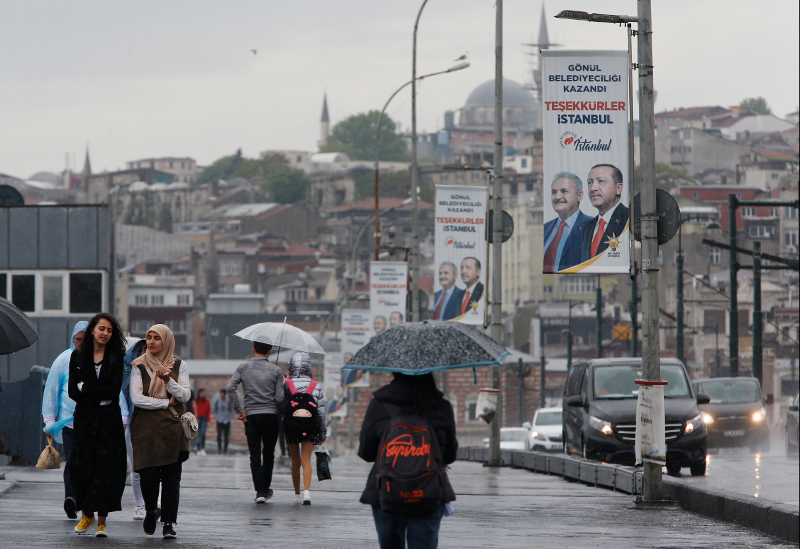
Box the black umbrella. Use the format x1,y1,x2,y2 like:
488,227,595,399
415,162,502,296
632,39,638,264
341,320,508,376
0,297,39,355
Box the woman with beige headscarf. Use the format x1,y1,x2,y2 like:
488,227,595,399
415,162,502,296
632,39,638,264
129,324,190,540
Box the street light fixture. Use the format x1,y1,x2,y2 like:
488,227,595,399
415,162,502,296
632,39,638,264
555,10,638,24
373,61,470,260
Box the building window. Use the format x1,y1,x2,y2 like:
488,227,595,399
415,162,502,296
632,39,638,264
748,225,771,237
693,192,700,199
741,207,756,217
440,173,449,183
709,247,721,264
151,295,164,305
703,310,725,334
70,273,103,313
784,206,798,219
131,320,152,333
770,207,779,217
177,294,191,306
231,261,241,276
42,276,63,311
455,172,464,183
785,229,799,247
135,294,148,305
12,275,35,312
471,172,481,182
771,173,779,180
520,158,528,168
562,275,596,295
543,285,553,294
219,261,229,276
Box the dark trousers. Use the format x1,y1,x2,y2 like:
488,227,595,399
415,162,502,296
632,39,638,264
244,414,279,494
371,505,445,549
217,421,230,453
61,427,76,501
139,461,182,524
197,417,208,450
278,416,286,456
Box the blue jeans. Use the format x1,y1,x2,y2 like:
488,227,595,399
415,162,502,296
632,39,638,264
197,417,208,450
372,505,445,549
61,427,75,501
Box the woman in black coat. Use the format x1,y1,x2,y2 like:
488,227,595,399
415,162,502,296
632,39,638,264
358,373,458,549
67,313,128,538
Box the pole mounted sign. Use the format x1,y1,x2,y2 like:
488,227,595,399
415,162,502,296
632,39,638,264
541,51,630,274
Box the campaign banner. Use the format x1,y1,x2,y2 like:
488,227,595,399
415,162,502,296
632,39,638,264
323,352,347,418
341,309,371,389
369,261,408,334
433,185,487,325
541,51,630,274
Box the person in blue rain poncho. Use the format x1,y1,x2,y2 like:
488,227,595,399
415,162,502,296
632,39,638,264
42,320,130,521
123,338,150,520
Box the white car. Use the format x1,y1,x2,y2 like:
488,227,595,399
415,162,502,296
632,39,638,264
530,407,563,451
483,427,533,451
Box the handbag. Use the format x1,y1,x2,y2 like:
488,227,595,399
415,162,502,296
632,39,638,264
170,407,198,440
314,444,332,481
36,435,61,469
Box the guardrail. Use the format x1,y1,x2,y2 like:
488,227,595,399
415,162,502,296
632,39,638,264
457,447,798,543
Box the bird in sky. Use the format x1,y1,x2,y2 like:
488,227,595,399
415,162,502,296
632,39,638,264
250,49,257,55
454,52,468,61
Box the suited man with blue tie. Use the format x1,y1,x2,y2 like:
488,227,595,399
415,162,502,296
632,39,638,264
432,262,458,320
543,172,593,273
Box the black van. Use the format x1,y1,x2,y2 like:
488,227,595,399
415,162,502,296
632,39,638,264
562,358,709,476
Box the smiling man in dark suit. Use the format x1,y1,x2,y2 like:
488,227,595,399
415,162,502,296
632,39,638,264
581,164,629,261
543,172,593,273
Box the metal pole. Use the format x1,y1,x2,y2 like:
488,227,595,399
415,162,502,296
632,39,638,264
410,0,428,322
631,263,638,356
347,386,355,449
567,304,573,369
518,358,524,426
487,0,504,467
753,241,762,385
596,278,603,358
728,194,739,377
715,324,720,378
677,224,684,365
636,0,663,501
540,323,546,408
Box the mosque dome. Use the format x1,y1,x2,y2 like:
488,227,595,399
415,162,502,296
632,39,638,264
457,78,536,131
464,79,535,109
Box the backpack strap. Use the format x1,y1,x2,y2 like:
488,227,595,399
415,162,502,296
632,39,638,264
305,381,317,394
381,401,403,418
285,379,298,394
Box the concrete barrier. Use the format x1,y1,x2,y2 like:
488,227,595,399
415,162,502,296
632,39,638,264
458,448,798,544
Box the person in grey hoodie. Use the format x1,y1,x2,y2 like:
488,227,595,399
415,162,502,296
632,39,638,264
226,341,285,503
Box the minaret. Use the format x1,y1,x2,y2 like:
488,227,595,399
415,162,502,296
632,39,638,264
527,3,557,129
318,92,330,149
82,145,92,175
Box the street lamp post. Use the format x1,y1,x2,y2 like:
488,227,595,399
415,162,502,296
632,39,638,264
374,62,469,260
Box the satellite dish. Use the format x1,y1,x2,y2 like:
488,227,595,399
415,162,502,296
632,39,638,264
0,185,24,206
632,189,680,245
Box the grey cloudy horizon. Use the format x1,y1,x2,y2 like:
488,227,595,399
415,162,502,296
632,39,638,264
1,0,797,179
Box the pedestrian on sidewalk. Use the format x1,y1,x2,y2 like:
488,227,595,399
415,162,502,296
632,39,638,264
193,388,210,455
41,320,87,520
123,338,155,520
67,313,129,538
212,388,234,454
358,373,458,549
130,324,191,540
283,352,326,505
227,341,285,503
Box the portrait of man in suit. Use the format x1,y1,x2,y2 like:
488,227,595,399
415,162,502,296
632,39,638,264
581,163,629,261
389,311,403,326
432,261,458,321
543,172,593,273
448,257,483,318
373,315,387,335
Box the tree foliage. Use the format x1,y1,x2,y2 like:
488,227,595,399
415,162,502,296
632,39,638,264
319,111,410,162
739,97,772,115
633,163,695,193
199,149,244,182
231,152,290,180
263,169,309,204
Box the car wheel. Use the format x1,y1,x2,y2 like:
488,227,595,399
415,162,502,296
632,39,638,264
666,462,681,476
689,460,706,476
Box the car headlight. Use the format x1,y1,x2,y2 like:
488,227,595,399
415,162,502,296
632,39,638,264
701,411,714,426
531,431,548,441
685,413,703,434
589,415,613,436
752,407,767,422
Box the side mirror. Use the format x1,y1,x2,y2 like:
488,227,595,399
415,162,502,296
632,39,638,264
522,422,532,429
764,393,774,405
789,405,799,412
567,395,585,407
696,393,711,405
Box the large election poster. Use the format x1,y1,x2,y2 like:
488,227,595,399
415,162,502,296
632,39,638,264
541,51,630,274
433,185,488,325
340,309,371,389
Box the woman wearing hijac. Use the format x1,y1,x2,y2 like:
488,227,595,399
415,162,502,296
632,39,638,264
130,324,191,539
67,313,128,538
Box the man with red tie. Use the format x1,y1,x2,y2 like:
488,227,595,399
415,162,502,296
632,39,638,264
581,164,629,262
543,172,592,273
450,257,483,318
432,262,458,321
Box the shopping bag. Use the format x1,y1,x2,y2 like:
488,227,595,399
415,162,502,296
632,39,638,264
36,435,61,470
315,444,332,481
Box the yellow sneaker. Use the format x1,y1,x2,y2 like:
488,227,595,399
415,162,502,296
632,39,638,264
74,514,95,533
95,525,107,538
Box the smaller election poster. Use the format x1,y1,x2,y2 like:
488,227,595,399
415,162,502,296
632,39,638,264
433,185,488,325
323,352,347,418
369,261,408,335
341,309,372,389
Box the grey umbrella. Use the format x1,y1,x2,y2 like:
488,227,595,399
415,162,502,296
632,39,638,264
0,297,39,355
341,320,508,376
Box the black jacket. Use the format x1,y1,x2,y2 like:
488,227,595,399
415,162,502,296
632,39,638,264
357,376,458,506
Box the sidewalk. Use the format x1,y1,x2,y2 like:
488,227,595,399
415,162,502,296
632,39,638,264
0,453,795,548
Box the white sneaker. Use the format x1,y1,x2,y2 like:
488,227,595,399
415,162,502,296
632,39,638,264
302,490,311,505
133,506,146,520
294,493,302,504
200,449,207,456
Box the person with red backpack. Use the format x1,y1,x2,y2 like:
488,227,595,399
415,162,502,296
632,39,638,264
358,373,458,549
283,352,326,505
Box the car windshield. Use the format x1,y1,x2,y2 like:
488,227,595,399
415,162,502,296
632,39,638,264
593,365,690,399
535,411,562,425
500,429,528,442
695,379,760,404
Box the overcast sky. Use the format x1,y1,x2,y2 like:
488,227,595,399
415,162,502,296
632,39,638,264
1,1,797,179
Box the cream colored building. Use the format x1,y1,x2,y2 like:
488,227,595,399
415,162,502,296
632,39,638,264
127,157,197,184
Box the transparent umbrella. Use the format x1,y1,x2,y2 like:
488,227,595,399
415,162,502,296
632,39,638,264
233,321,325,355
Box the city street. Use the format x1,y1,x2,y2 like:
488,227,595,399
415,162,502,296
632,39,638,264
0,452,796,548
